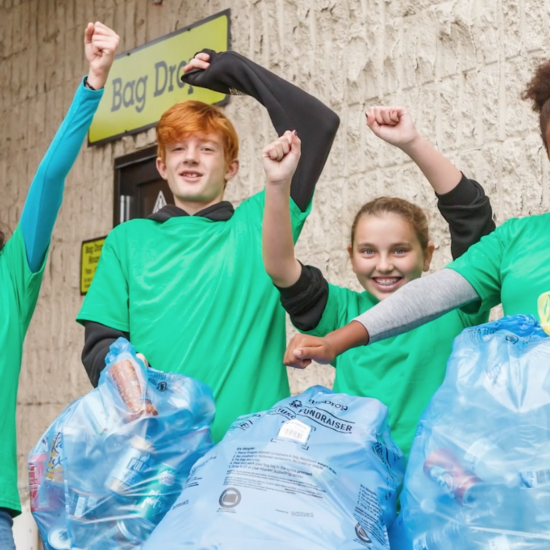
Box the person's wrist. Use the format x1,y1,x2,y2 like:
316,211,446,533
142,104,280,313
266,177,292,189
325,322,370,357
399,133,424,157
86,69,107,90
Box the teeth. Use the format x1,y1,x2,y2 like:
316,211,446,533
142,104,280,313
374,278,400,286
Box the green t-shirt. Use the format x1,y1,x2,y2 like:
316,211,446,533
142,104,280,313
78,191,309,442
305,284,489,457
447,213,550,320
0,228,46,514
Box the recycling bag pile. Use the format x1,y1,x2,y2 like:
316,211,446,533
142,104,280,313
28,316,550,549
28,338,215,550
390,315,550,549
144,385,405,550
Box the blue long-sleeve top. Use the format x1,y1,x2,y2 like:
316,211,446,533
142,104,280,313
20,79,104,272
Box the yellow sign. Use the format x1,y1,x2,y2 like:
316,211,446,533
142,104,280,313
80,237,107,295
89,10,230,145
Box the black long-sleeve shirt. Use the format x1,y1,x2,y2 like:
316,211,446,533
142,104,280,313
82,49,340,386
279,174,495,332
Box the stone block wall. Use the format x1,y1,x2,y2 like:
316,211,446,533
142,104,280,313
1,0,549,509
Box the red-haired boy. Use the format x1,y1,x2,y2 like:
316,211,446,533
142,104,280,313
77,50,339,441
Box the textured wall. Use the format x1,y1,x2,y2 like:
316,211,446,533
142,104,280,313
1,0,549,509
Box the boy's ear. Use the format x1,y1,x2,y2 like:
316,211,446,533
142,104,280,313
225,159,239,182
156,157,168,180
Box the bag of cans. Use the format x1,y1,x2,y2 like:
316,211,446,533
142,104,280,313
143,385,405,550
29,338,215,550
390,315,550,549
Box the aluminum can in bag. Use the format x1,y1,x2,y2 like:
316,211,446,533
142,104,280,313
107,435,154,495
424,448,482,505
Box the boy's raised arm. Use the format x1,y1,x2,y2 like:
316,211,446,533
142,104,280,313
182,50,340,211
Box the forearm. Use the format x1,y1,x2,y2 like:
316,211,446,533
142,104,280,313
355,269,480,344
184,50,340,210
20,80,104,271
401,136,462,195
263,183,302,287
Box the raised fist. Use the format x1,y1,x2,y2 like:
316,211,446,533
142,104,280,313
85,22,120,90
262,130,301,186
366,106,420,149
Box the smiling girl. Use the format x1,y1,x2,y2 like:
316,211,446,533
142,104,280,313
262,107,494,457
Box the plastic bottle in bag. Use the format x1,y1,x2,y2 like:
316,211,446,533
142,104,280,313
463,438,521,487
412,523,464,550
30,338,215,550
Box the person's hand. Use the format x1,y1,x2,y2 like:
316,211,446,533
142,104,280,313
262,131,301,186
283,334,337,369
85,22,120,90
366,106,420,150
136,352,149,367
183,52,211,73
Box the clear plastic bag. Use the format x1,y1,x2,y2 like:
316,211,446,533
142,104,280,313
390,315,550,549
144,385,405,550
29,338,215,549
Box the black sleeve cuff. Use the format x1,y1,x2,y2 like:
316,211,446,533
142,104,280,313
436,173,480,205
82,321,130,387
276,264,329,332
436,172,495,259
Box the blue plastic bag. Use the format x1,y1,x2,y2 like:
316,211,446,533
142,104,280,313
29,338,215,549
391,315,550,549
144,385,405,550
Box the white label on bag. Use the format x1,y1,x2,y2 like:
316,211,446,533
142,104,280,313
278,419,311,444
520,468,550,488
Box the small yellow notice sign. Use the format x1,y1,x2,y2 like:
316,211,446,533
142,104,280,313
89,10,230,145
80,237,107,295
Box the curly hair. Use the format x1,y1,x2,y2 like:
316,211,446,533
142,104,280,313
522,59,550,151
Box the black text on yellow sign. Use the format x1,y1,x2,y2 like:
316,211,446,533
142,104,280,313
88,10,230,145
80,237,107,295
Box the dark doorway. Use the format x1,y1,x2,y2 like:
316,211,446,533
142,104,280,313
113,146,174,226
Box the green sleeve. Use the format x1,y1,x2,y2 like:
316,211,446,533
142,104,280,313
77,230,130,332
289,194,312,242
446,220,510,312
2,228,47,329
304,284,354,337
